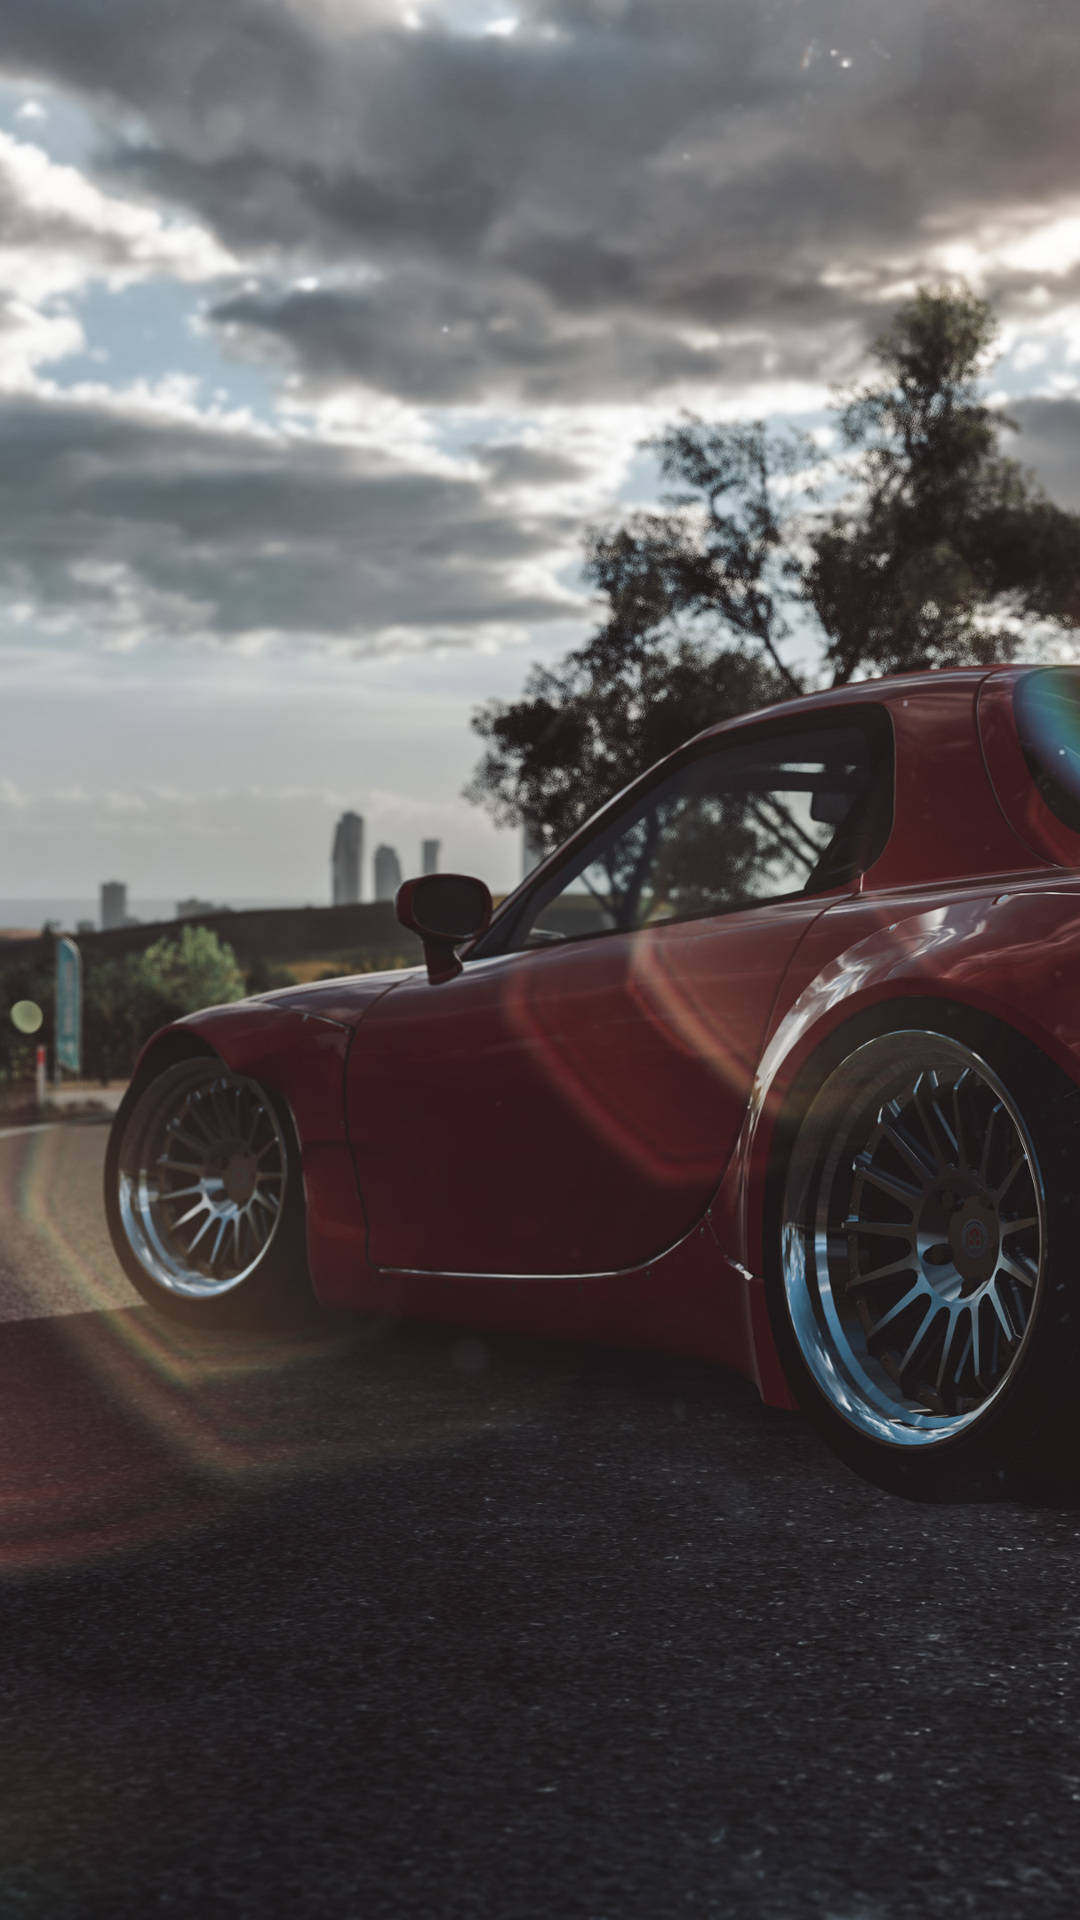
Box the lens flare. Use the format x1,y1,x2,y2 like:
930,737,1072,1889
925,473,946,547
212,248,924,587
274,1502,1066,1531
1014,667,1080,831
0,1127,515,1577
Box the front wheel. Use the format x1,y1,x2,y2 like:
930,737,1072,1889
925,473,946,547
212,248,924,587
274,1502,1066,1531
105,1057,312,1325
767,1022,1080,1496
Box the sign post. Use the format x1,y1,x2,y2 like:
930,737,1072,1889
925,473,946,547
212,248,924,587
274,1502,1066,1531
55,937,82,1078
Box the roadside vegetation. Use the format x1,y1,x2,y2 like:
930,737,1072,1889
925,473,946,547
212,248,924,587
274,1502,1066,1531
0,925,248,1091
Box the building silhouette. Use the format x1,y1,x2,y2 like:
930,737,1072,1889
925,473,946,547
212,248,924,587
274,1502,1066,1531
374,844,403,902
421,838,441,876
100,881,127,931
175,897,220,920
332,812,364,905
522,825,545,880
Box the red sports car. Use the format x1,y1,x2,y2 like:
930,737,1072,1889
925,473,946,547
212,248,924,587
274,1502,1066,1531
106,663,1080,1495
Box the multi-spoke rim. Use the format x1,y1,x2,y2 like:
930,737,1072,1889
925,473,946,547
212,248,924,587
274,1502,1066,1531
781,1032,1046,1448
116,1060,288,1299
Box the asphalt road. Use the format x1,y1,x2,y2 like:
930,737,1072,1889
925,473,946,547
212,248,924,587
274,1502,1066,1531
3,1123,1080,1918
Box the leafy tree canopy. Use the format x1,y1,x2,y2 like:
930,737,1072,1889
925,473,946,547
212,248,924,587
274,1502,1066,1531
468,285,1080,847
138,923,247,1012
81,926,245,1082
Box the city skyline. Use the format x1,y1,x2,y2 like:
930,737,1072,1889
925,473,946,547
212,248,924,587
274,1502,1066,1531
0,817,452,927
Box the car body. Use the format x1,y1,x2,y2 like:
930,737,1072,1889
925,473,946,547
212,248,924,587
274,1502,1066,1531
106,662,1080,1493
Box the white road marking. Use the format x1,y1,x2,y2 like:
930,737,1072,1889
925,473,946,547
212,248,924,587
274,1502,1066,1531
0,1123,60,1141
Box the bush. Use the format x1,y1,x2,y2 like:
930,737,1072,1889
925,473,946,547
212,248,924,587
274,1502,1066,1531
244,956,298,995
82,926,247,1082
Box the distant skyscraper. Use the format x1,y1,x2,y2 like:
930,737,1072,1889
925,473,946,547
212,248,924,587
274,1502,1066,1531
374,844,403,902
100,881,127,931
421,838,441,876
332,812,364,905
522,825,545,880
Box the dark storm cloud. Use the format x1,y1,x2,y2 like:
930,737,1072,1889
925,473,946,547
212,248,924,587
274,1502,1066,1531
4,0,1080,403
0,390,578,644
470,441,587,489
209,274,786,406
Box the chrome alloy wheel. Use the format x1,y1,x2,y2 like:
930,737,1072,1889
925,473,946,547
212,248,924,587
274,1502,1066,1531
781,1032,1047,1448
116,1059,289,1300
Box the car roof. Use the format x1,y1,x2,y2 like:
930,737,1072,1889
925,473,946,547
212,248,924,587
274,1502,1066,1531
685,663,1006,748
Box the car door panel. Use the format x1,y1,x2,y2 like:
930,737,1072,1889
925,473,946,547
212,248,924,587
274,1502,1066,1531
347,896,831,1275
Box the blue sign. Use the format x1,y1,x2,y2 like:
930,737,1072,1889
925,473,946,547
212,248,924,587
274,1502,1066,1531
56,937,81,1075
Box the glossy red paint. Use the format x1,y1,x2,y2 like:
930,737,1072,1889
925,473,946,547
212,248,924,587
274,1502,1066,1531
978,669,1080,869
346,893,834,1276
160,663,1080,1404
130,989,384,1307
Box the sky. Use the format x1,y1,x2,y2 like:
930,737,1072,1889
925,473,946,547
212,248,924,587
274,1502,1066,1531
3,0,1080,911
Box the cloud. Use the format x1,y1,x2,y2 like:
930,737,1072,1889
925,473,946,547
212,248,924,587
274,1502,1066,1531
0,772,504,899
0,129,233,305
1010,396,1080,509
208,270,791,407
1,0,1080,665
0,293,84,383
4,0,1080,407
0,384,583,653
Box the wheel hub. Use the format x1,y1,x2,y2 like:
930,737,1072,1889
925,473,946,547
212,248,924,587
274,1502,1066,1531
208,1142,259,1207
914,1173,1002,1296
948,1197,1000,1287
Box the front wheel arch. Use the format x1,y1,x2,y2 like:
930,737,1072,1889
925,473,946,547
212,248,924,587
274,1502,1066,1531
105,1052,314,1327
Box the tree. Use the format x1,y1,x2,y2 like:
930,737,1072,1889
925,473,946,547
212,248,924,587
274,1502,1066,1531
465,636,787,855
82,926,246,1082
810,286,1080,681
138,923,247,1013
468,285,1080,844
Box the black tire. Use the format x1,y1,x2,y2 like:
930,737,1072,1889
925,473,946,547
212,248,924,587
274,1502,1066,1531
104,1056,315,1328
764,1010,1080,1498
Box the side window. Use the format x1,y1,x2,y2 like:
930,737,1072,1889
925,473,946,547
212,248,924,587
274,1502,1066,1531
508,718,890,949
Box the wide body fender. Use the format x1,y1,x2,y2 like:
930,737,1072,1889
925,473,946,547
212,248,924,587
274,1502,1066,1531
715,881,1080,1407
124,981,405,1310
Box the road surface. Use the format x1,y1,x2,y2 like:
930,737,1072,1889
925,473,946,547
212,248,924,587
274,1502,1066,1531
1,1121,1079,1917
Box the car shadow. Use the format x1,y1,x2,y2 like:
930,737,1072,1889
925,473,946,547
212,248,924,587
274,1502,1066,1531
3,1294,1070,1581
0,1302,859,1573
2,1290,1068,1589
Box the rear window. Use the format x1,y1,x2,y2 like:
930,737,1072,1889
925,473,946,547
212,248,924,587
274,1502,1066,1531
1014,668,1080,831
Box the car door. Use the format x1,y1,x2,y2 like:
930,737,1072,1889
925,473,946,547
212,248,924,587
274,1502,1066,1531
347,712,891,1277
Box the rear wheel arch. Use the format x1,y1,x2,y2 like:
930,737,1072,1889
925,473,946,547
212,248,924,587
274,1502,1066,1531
760,996,1080,1493
765,995,1075,1190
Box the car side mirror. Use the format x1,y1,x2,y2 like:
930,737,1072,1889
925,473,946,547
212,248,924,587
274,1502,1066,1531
395,874,493,984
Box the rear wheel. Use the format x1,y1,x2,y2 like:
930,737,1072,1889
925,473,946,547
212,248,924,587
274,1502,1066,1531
105,1057,311,1325
768,1022,1080,1496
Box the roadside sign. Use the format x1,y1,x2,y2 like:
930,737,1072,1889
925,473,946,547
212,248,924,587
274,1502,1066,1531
56,937,81,1075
